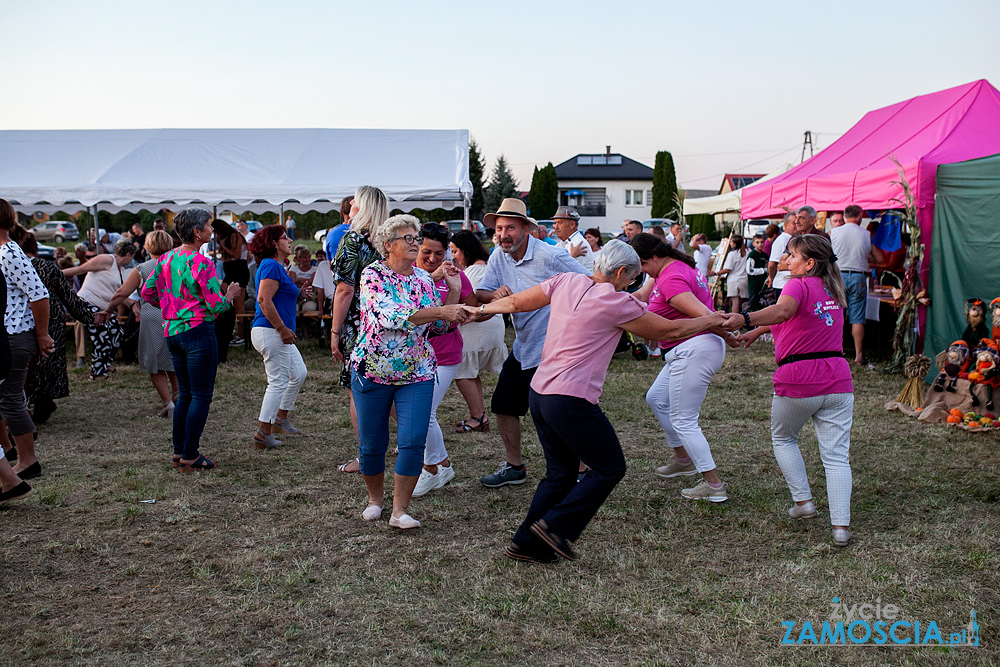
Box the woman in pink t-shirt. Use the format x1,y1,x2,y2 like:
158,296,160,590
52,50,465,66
738,235,854,547
631,233,740,503
412,224,478,498
466,240,731,563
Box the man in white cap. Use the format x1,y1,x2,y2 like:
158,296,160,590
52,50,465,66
476,198,589,488
551,206,594,273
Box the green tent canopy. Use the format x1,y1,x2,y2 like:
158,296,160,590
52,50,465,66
927,152,1000,379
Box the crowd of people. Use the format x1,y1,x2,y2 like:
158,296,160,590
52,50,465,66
0,192,868,560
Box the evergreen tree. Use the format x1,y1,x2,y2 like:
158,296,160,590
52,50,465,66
528,162,558,220
484,154,519,214
469,138,486,221
651,150,679,219
527,165,540,216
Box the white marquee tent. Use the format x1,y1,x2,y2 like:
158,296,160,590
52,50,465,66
682,163,793,216
0,128,472,216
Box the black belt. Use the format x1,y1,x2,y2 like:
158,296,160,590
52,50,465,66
777,351,843,367
841,270,865,274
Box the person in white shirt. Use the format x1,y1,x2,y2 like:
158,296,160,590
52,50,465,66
767,213,797,293
830,204,885,364
718,234,749,313
236,220,255,244
551,206,594,273
689,234,713,277
667,221,685,250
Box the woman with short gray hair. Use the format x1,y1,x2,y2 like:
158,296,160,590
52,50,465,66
351,214,471,528
141,209,240,472
465,239,733,563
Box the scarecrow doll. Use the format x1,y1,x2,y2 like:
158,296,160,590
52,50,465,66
968,339,1000,410
963,298,989,350
933,340,970,393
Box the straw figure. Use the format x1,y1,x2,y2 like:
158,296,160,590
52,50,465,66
896,354,932,409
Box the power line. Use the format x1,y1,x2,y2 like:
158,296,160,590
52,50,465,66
679,144,801,187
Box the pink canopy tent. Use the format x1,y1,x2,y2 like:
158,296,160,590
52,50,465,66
741,79,1000,286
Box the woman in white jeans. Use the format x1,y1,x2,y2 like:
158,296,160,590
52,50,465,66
412,224,478,497
248,225,307,449
737,234,854,547
632,233,740,503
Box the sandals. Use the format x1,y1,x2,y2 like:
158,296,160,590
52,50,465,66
456,413,490,433
253,430,283,450
338,458,360,474
172,454,181,469
179,454,216,473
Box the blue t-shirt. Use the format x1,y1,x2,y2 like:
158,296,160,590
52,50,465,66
253,258,299,332
325,223,352,262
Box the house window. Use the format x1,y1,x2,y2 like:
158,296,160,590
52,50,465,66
625,189,645,206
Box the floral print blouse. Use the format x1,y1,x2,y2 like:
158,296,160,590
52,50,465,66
350,261,451,385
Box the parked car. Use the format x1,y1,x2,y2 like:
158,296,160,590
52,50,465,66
443,219,488,240
742,219,771,238
31,221,79,243
229,220,263,235
37,243,56,261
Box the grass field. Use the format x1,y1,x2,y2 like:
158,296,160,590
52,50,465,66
3,335,997,665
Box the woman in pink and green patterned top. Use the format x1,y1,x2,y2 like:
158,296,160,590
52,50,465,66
351,214,472,530
141,209,240,473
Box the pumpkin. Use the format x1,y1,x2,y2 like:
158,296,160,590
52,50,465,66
947,415,962,423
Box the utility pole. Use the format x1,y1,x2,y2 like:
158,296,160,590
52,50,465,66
801,131,814,163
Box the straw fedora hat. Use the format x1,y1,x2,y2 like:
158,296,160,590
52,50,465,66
484,198,535,229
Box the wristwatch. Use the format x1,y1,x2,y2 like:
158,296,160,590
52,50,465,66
479,304,486,316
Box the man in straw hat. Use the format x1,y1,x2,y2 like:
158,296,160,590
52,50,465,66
476,198,589,488
551,205,594,272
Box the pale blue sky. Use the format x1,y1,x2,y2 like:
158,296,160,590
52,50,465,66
2,0,998,191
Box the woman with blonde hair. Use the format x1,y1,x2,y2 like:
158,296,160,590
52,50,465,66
737,234,854,547
330,185,389,474
101,230,178,417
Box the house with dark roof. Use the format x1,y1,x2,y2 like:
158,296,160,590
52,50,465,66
553,149,654,233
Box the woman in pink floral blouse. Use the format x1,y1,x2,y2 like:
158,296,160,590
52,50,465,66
351,214,471,529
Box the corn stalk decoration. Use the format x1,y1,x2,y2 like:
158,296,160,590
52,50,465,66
885,155,924,374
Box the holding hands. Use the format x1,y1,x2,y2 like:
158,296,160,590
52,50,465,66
438,304,475,324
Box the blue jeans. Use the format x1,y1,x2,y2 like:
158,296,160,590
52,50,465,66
167,322,219,459
351,368,433,477
512,391,627,549
842,271,867,325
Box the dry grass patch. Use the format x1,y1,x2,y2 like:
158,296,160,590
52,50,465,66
2,339,998,665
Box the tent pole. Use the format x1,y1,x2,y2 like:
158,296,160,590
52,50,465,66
463,194,470,231
93,203,99,250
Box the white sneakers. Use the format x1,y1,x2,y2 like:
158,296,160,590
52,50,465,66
411,464,455,497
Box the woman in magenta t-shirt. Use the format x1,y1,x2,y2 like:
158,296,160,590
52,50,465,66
412,224,477,498
739,235,854,547
631,233,739,503
466,240,729,563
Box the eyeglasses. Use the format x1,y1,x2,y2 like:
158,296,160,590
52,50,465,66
391,234,423,246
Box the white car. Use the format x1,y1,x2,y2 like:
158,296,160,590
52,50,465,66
315,228,330,243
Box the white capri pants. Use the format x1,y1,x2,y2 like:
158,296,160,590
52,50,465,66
646,334,726,473
770,392,854,526
424,364,458,465
252,326,308,423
